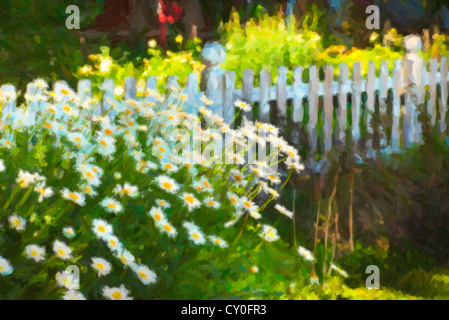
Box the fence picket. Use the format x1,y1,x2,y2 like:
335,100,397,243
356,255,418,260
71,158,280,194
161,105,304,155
224,71,236,124
324,65,334,153
293,67,305,124
259,70,271,123
186,72,199,116
337,63,349,143
242,69,254,120
392,60,402,150
440,57,448,134
125,76,137,100
379,61,389,114
352,62,362,142
366,61,375,153
77,79,92,105
101,78,115,119
308,65,319,154
206,69,224,118
429,58,437,126
276,66,288,122
147,76,158,91
404,59,415,147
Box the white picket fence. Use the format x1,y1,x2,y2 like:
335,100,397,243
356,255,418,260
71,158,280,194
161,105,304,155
2,56,449,160
203,57,449,156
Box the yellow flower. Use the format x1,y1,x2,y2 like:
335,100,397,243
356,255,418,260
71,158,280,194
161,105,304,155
175,35,184,44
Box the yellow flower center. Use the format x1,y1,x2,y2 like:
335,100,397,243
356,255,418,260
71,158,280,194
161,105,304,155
162,182,172,190
112,291,122,299
68,193,79,200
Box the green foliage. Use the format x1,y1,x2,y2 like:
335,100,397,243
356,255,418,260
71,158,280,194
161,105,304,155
0,0,106,89
75,37,205,95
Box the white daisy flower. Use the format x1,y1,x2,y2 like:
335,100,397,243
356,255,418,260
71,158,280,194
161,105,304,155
274,204,293,219
117,249,135,266
148,207,166,223
53,240,73,260
113,183,139,198
8,214,26,231
0,256,13,276
92,219,113,239
56,270,79,290
259,224,280,242
330,263,349,278
63,290,86,300
156,175,180,194
91,257,112,277
230,169,247,185
16,170,36,188
240,197,259,212
227,192,241,207
100,197,123,214
34,183,54,202
25,244,46,262
104,234,123,253
204,197,220,209
234,100,251,112
298,246,315,261
131,264,157,285
61,188,86,206
102,285,133,300
63,226,76,239
208,236,228,248
183,222,206,245
181,193,201,212
155,199,170,209
249,211,262,220
157,219,178,238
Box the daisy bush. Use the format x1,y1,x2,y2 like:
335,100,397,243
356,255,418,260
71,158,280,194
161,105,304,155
0,78,324,300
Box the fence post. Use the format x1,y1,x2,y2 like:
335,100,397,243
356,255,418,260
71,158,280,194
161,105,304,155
403,35,424,146
201,42,226,118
